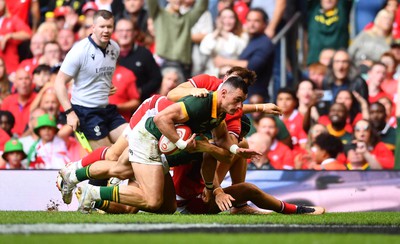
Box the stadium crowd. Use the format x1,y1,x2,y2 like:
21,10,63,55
0,0,400,173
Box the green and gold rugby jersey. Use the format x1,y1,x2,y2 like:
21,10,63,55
145,92,226,140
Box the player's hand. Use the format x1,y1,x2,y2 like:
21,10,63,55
192,135,210,153
184,133,197,152
202,187,213,204
262,103,282,116
109,84,117,96
191,88,209,98
215,191,235,212
67,111,80,131
236,148,262,159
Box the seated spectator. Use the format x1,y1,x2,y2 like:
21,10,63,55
0,57,11,106
349,9,394,66
0,110,15,137
1,139,27,169
367,62,390,103
369,102,396,152
200,7,248,77
158,67,184,96
0,69,37,136
323,49,368,103
296,79,316,116
320,103,353,145
81,1,98,19
39,41,63,70
380,52,398,100
18,32,46,75
32,65,51,92
276,88,307,154
246,93,292,148
311,133,346,170
307,62,327,89
257,115,294,169
19,108,45,155
294,123,328,169
350,119,394,169
378,96,397,128
247,132,272,170
109,65,140,122
27,114,69,169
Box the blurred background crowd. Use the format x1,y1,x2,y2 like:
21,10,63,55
0,0,399,170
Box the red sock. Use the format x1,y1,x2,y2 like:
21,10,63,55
81,146,109,167
280,201,298,214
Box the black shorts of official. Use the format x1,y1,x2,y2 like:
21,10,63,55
72,104,126,140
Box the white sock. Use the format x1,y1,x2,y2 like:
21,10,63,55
69,171,79,184
91,186,101,201
75,159,83,169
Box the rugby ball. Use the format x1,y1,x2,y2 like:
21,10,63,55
159,125,192,155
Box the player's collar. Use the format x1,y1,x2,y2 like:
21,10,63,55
211,92,217,118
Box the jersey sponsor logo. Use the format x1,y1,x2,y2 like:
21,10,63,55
106,49,117,60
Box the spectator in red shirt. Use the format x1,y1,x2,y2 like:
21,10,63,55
0,0,32,75
109,65,140,122
350,119,394,169
256,115,294,170
276,88,307,155
18,32,46,75
0,56,11,106
367,62,390,104
0,68,37,136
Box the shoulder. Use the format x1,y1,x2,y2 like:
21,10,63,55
110,40,120,51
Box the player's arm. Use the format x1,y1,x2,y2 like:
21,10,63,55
213,121,261,159
167,82,209,102
153,102,196,151
193,135,233,164
242,103,282,116
54,71,80,131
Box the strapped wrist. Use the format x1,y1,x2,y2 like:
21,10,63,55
205,182,214,190
229,144,239,154
175,138,187,150
65,108,74,115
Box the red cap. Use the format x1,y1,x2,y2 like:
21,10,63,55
82,2,98,13
54,6,70,18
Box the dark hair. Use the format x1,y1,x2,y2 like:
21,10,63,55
334,89,359,123
33,64,51,75
259,114,277,126
296,79,317,92
94,10,114,21
277,87,298,107
314,133,343,158
222,76,248,94
0,110,15,133
248,8,269,23
369,102,386,116
226,66,257,86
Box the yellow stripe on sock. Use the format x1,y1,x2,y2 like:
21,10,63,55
86,165,93,179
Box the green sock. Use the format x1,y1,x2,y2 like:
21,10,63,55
94,200,110,210
76,166,92,181
100,186,120,203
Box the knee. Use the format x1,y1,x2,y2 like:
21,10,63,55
145,196,164,212
105,149,120,161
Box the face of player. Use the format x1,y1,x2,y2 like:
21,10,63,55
354,120,371,143
93,16,114,48
276,93,296,115
38,127,57,143
257,117,277,138
40,92,60,117
335,90,352,111
6,152,23,169
221,88,246,115
115,20,134,47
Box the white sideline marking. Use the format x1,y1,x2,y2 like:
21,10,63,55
1,224,398,234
